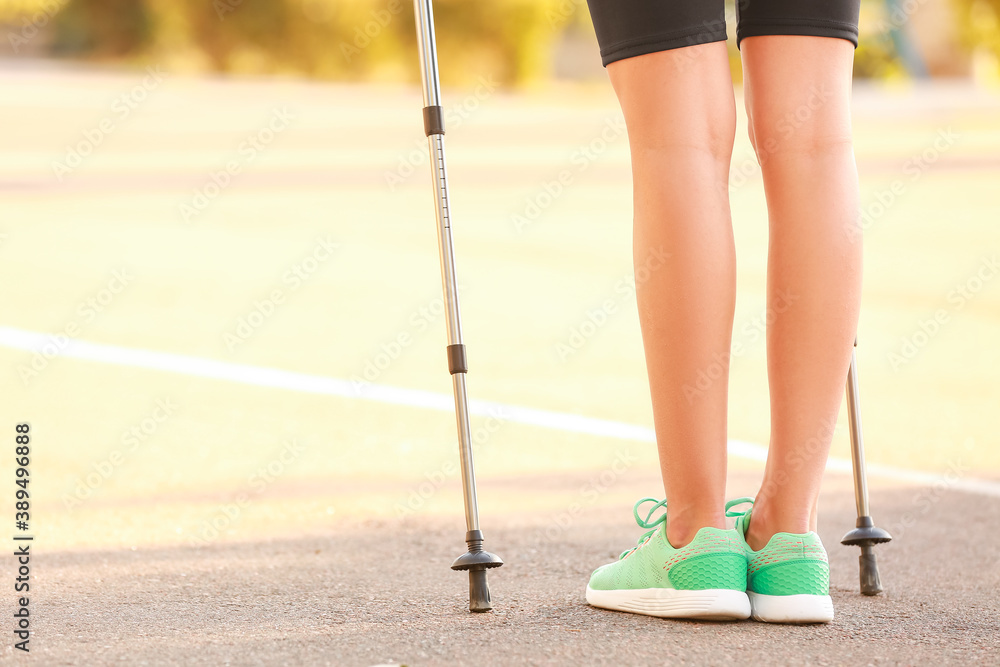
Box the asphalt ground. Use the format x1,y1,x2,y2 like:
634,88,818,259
22,473,1000,666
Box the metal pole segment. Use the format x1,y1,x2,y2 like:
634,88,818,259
413,0,441,108
451,373,479,530
426,134,465,347
452,373,480,531
846,348,871,518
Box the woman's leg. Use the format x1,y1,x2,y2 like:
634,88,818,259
739,36,862,549
607,42,737,548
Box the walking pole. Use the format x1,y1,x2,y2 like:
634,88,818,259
411,0,503,612
841,338,892,595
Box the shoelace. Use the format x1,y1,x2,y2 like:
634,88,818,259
618,497,757,560
725,496,755,520
726,497,753,535
618,497,669,560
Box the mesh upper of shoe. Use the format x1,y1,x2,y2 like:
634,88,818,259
734,513,830,596
589,526,745,591
746,533,828,574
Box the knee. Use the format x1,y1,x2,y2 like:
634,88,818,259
630,102,736,167
704,110,738,164
695,100,738,164
750,121,853,165
747,91,853,164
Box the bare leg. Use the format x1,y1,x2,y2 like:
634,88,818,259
739,36,862,549
607,43,736,547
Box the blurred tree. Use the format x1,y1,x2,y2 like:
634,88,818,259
50,0,150,57
953,0,1000,58
5,0,991,83
855,0,910,79
42,0,565,85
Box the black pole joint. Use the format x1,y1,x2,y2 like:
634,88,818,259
423,105,445,136
447,344,467,374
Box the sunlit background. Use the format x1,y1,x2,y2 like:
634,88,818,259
0,1,999,655
3,0,999,537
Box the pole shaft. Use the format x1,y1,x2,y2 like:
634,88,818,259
846,348,871,519
413,0,480,533
452,373,480,531
414,0,442,108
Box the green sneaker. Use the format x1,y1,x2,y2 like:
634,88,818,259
585,498,751,620
726,498,835,624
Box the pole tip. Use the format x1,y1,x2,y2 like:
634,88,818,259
859,547,884,596
469,569,493,612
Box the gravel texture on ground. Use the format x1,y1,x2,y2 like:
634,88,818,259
19,474,1000,666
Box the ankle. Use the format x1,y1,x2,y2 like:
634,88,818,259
745,502,813,551
666,513,726,548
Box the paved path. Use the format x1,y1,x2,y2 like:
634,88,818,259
22,472,1000,666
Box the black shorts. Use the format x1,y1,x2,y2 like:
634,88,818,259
586,0,861,66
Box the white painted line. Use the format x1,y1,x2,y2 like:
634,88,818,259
2,325,998,497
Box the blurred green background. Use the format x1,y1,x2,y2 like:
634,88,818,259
2,0,1000,85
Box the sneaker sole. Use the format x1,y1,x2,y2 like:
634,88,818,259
748,592,834,624
586,586,751,620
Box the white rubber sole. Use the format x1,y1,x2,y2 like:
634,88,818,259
748,592,835,624
586,586,751,620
